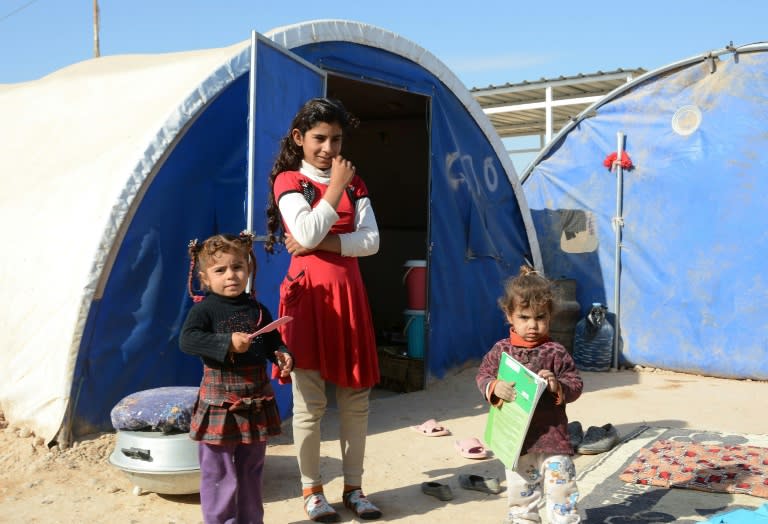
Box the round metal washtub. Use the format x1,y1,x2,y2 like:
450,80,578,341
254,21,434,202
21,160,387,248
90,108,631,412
109,430,200,495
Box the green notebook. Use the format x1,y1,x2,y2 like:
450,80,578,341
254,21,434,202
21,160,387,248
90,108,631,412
483,351,547,469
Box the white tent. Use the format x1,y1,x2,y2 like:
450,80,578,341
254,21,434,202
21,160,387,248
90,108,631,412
0,42,251,443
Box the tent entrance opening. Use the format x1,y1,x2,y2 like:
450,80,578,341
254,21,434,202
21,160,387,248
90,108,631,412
327,75,429,392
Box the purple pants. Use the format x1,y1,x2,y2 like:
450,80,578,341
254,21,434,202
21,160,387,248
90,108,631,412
198,441,267,524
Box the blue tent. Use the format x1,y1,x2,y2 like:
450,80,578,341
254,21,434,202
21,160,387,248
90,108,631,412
0,20,540,444
521,42,768,380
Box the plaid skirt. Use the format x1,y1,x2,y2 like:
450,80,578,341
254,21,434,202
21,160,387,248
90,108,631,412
189,364,282,445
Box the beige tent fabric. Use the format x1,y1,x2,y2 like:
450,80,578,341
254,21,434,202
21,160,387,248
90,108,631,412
0,42,249,444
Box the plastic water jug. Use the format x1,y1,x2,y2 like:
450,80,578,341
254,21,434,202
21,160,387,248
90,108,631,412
403,309,425,359
573,303,614,371
403,260,427,310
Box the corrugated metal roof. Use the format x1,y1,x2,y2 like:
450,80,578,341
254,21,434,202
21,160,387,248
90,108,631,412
471,68,647,138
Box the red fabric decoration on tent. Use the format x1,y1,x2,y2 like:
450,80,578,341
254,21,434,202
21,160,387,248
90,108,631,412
603,151,633,170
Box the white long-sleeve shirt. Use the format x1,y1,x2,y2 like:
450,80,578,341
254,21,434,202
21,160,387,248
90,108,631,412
277,160,380,257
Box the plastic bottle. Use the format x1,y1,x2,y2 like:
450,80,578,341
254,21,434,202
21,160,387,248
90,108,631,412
573,303,614,371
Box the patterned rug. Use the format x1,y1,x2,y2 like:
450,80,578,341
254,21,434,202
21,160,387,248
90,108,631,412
619,435,768,498
577,426,768,523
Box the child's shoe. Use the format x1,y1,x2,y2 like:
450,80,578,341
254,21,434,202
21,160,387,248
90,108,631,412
568,420,584,450
577,423,619,454
343,488,382,520
304,492,340,523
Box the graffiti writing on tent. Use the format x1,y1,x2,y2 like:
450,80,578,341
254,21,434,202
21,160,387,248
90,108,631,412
446,152,506,260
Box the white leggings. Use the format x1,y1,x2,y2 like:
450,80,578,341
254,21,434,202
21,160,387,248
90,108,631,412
291,368,370,489
505,453,580,523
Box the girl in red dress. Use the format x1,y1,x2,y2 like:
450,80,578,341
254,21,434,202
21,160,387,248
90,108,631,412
265,98,381,522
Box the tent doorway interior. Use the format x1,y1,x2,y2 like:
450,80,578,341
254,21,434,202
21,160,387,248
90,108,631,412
326,74,431,387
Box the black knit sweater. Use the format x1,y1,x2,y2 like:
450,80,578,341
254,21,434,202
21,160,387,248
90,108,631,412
179,293,287,369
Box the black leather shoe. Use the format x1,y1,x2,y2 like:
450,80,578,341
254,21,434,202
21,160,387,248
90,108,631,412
577,423,620,454
568,420,584,450
458,474,501,494
421,481,453,500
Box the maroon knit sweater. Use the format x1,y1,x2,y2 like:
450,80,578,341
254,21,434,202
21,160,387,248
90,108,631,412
476,338,583,456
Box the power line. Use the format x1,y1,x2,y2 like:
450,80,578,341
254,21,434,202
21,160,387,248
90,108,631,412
0,0,41,24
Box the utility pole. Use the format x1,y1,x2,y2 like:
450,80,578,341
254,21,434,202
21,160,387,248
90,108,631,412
93,0,100,57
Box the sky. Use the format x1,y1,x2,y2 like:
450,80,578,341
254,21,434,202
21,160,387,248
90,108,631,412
2,0,767,88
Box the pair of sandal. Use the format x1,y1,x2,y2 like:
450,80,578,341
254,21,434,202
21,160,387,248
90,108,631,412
411,419,490,460
304,489,382,522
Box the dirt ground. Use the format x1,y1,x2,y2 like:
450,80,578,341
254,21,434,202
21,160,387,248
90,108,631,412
1,365,766,524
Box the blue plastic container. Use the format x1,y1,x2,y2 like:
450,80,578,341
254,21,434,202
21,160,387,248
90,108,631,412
702,503,768,523
403,309,425,359
573,303,614,371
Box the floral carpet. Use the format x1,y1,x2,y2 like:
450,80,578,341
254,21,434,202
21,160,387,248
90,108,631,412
577,426,768,523
619,434,768,498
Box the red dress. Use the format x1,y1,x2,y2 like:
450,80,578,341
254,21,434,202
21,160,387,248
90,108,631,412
273,171,380,388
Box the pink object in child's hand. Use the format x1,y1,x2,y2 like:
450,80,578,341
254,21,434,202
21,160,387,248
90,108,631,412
247,316,293,339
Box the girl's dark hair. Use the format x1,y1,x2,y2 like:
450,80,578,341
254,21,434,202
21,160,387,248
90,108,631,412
187,231,257,301
498,265,555,316
264,97,359,254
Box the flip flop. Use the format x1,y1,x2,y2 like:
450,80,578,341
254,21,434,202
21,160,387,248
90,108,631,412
454,437,489,459
411,418,451,437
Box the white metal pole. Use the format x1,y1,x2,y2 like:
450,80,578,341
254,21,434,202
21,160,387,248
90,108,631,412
245,31,258,293
246,30,257,235
612,132,624,370
545,86,553,143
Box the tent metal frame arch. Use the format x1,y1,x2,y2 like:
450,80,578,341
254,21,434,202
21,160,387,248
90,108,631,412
93,18,544,307
518,41,768,184
262,19,542,269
